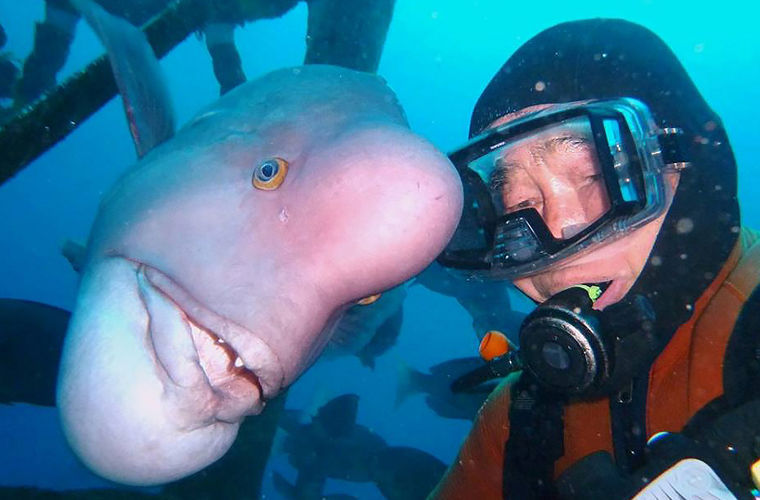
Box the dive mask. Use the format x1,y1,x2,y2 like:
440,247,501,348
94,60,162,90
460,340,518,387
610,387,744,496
438,98,689,279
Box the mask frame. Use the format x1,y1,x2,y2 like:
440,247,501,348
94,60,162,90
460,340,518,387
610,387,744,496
439,98,689,280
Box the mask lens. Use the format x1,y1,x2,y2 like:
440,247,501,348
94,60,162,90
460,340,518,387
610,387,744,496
469,116,612,241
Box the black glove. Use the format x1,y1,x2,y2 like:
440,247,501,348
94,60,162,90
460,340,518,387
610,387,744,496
682,399,760,495
557,422,759,500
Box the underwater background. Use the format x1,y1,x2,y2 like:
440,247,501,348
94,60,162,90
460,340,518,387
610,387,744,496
0,0,758,498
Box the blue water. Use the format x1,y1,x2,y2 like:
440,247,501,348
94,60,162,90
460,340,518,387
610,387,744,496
1,0,758,498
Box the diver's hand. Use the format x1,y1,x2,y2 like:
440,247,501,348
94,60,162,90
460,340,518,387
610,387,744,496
633,432,742,499
556,425,757,499
678,399,760,496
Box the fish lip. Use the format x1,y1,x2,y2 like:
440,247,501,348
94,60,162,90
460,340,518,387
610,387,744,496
126,258,285,400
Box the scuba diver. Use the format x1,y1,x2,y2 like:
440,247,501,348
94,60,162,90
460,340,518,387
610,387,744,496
432,19,760,499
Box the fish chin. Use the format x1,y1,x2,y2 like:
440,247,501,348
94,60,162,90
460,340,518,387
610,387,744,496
58,258,238,484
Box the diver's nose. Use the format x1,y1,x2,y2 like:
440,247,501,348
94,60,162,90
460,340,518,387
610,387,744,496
542,193,589,240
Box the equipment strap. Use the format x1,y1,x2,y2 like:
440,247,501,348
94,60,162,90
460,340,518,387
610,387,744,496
503,374,564,499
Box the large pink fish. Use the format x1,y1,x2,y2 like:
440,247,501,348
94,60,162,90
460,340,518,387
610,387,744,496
57,2,462,486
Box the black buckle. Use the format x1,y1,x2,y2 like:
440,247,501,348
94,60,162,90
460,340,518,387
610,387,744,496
658,128,691,170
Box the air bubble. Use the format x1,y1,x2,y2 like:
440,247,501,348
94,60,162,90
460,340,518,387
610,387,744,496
676,218,694,234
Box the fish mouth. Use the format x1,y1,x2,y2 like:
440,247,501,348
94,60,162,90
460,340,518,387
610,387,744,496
132,260,284,419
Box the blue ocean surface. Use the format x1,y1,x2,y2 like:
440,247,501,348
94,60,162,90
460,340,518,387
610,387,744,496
0,0,758,498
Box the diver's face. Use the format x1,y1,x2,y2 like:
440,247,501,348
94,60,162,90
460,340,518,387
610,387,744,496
487,107,678,310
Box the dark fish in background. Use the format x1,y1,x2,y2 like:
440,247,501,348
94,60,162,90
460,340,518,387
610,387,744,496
355,299,403,369
369,446,447,500
272,471,358,500
414,261,525,341
276,393,446,499
325,284,407,369
396,356,496,421
0,298,70,407
272,445,446,500
277,394,388,486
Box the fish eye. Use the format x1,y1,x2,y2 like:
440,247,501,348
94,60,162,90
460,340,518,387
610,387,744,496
252,158,288,190
356,293,382,306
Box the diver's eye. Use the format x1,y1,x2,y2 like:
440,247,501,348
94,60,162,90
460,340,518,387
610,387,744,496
252,158,288,190
356,293,381,306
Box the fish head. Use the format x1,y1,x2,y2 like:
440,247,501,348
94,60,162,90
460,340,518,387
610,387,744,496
57,66,463,485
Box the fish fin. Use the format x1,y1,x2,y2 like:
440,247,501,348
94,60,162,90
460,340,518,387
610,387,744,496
61,239,86,274
394,359,426,408
272,471,297,500
358,354,375,369
72,0,174,157
314,393,359,438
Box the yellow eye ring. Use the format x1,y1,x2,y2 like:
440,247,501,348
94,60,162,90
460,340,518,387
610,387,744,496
356,293,382,306
252,158,289,190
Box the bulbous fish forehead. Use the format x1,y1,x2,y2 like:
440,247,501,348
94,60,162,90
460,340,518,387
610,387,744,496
182,65,408,140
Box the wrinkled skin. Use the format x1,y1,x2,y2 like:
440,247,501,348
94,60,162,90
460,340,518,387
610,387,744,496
57,66,463,485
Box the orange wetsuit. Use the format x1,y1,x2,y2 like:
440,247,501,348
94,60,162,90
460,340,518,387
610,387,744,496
431,228,760,499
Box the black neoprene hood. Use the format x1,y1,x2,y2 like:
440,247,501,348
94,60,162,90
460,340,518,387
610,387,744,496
470,19,740,363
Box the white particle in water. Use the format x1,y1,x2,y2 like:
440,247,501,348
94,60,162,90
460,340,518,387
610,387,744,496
676,218,694,234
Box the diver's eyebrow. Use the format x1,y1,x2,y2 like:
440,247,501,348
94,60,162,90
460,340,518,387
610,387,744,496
494,156,521,171
489,157,519,187
542,134,591,153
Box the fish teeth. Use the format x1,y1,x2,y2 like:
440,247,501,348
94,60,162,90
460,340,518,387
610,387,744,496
234,356,244,368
